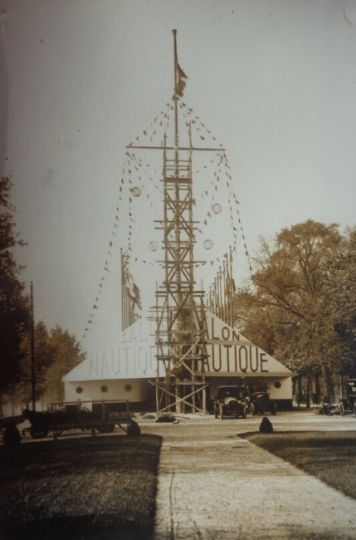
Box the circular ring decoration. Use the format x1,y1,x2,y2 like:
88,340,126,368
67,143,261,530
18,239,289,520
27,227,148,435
124,384,132,392
148,241,158,252
130,186,142,197
203,239,213,250
76,386,83,394
212,203,222,214
101,385,108,393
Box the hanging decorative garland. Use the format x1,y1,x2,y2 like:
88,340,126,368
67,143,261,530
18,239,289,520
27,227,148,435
127,101,172,148
221,152,253,273
81,98,252,342
81,159,129,341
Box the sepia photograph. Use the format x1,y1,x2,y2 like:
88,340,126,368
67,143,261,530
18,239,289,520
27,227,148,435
1,1,356,538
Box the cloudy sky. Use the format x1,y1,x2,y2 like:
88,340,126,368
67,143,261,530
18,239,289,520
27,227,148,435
1,0,356,355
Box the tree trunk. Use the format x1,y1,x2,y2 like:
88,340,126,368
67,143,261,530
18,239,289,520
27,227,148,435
321,365,331,402
315,372,321,404
297,375,303,406
329,376,335,403
306,371,312,408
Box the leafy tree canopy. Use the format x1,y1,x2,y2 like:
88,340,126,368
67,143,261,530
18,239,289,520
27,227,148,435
0,177,29,400
233,221,355,388
21,322,85,404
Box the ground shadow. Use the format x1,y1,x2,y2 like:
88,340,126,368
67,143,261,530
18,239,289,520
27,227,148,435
1,434,162,540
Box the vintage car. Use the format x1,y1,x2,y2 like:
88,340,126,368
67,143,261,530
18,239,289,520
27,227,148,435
250,391,277,415
319,379,356,416
343,379,356,413
214,385,249,419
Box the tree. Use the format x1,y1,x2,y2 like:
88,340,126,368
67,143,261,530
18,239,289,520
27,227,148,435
44,326,85,403
322,228,356,379
20,322,54,403
0,177,30,415
20,322,85,405
233,220,345,404
233,289,278,354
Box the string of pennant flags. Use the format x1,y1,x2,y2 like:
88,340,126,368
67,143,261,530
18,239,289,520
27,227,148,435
81,144,164,341
81,159,128,341
195,154,222,201
196,152,226,232
81,151,156,342
179,101,223,148
195,148,252,272
193,151,238,268
125,151,158,265
179,100,253,273
127,101,173,148
221,152,253,273
81,97,252,342
127,151,163,198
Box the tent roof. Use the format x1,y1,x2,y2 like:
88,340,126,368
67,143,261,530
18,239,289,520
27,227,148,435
64,312,292,383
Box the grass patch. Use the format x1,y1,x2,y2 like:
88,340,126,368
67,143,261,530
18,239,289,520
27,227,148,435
243,431,356,500
0,434,162,539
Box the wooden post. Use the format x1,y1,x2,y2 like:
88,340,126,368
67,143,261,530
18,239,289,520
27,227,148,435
30,281,36,411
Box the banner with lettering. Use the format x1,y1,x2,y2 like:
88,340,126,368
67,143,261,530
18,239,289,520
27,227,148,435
64,312,292,382
64,317,157,382
204,313,292,377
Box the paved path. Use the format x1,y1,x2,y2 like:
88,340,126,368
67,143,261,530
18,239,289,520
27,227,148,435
143,413,356,539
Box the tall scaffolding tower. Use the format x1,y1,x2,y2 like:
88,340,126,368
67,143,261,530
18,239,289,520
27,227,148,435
129,30,223,414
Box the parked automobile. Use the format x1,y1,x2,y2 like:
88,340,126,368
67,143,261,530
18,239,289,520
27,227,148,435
318,401,344,416
345,379,356,413
250,391,277,415
320,379,356,416
214,385,249,419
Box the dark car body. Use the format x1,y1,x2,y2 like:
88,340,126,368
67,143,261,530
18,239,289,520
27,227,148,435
250,391,277,415
214,385,249,419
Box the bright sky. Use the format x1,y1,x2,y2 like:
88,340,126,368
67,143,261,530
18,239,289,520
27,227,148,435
1,0,356,355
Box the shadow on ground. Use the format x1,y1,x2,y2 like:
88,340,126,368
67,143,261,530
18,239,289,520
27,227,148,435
0,434,162,540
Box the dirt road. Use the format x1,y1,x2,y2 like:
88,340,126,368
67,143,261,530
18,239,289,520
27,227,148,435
143,412,356,539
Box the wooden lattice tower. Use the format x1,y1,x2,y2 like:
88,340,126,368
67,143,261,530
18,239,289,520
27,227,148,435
129,30,223,414
153,128,210,414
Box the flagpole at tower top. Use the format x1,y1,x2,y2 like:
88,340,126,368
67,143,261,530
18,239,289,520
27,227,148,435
126,30,224,153
172,29,179,171
127,30,224,153
172,29,178,89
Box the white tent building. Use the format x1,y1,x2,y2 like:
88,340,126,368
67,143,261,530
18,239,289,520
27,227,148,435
64,313,293,411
